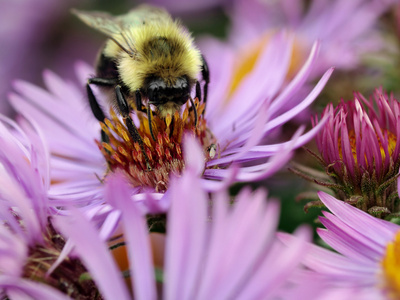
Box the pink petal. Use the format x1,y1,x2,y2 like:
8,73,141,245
183,134,205,176
105,172,157,300
318,192,398,245
163,169,208,299
0,276,71,300
54,209,131,300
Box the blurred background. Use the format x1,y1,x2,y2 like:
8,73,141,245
2,0,400,241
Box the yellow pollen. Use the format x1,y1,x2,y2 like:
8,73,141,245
118,146,129,158
97,99,216,192
384,131,397,158
338,129,397,164
166,114,172,128
381,230,400,299
104,119,115,131
102,142,113,153
143,136,151,148
228,33,270,98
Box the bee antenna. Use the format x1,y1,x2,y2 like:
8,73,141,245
147,105,156,141
189,97,198,128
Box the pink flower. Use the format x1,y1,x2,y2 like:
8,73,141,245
280,190,400,299
0,117,93,299
227,0,396,77
311,89,400,216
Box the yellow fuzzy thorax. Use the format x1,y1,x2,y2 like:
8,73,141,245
104,20,202,93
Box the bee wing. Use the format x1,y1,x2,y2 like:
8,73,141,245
72,6,172,58
119,5,172,25
72,8,138,57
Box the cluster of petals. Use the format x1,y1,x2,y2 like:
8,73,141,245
315,89,400,183
280,190,400,299
0,117,71,299
56,142,330,300
313,89,400,193
0,128,349,299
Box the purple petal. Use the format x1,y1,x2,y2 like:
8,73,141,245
10,80,101,160
265,67,334,133
133,192,169,214
239,226,311,299
210,32,293,141
205,126,304,181
54,209,131,300
0,227,27,277
200,165,239,192
0,276,71,300
17,117,51,191
163,169,208,299
200,192,282,299
317,218,381,262
208,113,329,167
268,41,320,116
183,134,205,176
201,38,236,121
278,232,376,282
105,172,157,300
318,192,398,245
0,166,43,245
215,103,270,165
75,61,95,85
46,239,74,277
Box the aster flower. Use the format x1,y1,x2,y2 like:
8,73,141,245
281,190,400,299
10,30,333,212
55,145,333,300
303,89,400,217
0,117,100,298
227,0,397,78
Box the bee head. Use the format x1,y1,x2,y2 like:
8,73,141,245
146,76,191,107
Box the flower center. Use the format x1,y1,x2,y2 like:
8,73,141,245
97,99,216,192
381,230,400,299
338,129,397,164
22,221,100,299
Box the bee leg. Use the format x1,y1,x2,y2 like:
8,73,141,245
201,55,210,106
87,77,117,141
191,81,200,126
88,77,117,87
195,80,201,102
86,83,106,123
135,90,146,112
147,105,156,142
86,80,112,145
136,90,155,141
189,97,198,127
115,85,152,170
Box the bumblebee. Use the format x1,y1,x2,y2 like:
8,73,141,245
72,5,209,145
